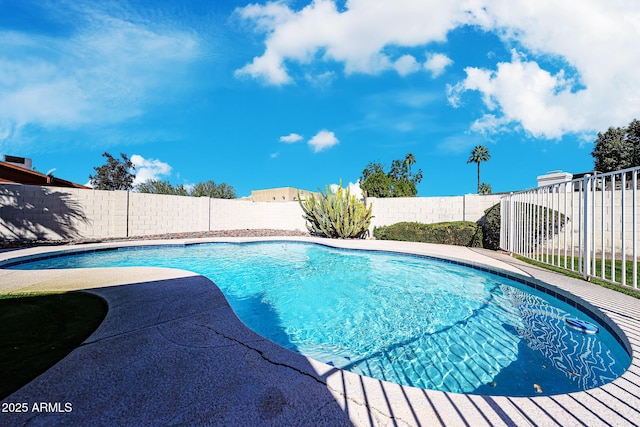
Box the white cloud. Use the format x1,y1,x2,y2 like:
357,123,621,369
330,181,364,200
308,129,339,152
470,114,516,136
237,0,640,139
279,133,303,143
393,55,420,76
183,183,196,194
130,154,172,185
423,53,453,78
235,0,467,84
304,70,336,87
0,5,200,142
454,0,640,138
452,50,582,139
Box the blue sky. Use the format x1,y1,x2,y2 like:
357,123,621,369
1,0,639,197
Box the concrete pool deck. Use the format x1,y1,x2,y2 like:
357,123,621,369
0,236,639,426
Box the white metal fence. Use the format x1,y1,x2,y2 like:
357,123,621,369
500,166,639,289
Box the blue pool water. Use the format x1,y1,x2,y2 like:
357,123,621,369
9,242,630,396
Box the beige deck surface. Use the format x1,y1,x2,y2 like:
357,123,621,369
1,237,639,426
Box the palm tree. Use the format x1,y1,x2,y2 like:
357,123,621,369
404,153,416,175
467,146,490,193
478,182,492,195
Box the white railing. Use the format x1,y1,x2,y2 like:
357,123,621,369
501,166,639,289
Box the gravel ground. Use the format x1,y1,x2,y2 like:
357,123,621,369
0,229,310,249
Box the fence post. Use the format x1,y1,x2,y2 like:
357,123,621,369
582,174,591,281
125,190,130,238
634,170,638,289
508,193,515,253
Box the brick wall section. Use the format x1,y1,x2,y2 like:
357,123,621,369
368,196,463,228
542,190,638,255
108,191,129,238
461,194,504,222
0,184,126,240
79,189,126,238
367,194,502,233
128,192,209,236
209,199,307,231
0,183,504,241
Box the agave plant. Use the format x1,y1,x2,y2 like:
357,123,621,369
298,181,373,239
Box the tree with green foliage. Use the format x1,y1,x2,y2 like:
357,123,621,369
136,180,178,195
359,162,391,197
592,119,640,172
467,145,490,194
89,152,135,190
627,119,640,168
135,179,236,199
190,180,236,199
360,153,423,197
405,152,416,174
174,184,189,196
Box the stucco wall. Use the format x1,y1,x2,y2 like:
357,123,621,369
0,183,502,241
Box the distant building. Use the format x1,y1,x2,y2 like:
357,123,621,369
536,170,606,192
0,155,89,189
250,187,319,202
536,170,573,187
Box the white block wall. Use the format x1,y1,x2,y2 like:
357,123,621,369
0,184,128,240
0,183,504,241
461,194,504,223
209,199,307,231
540,190,638,256
128,192,209,236
369,196,463,228
367,194,502,234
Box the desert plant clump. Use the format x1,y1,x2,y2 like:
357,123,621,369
298,181,373,239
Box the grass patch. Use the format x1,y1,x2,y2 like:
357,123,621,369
521,254,637,287
0,292,107,399
514,255,640,300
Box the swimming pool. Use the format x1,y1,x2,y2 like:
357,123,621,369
7,241,630,397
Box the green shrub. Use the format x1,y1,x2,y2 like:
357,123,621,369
374,221,483,247
478,202,568,251
479,203,501,250
298,181,373,239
